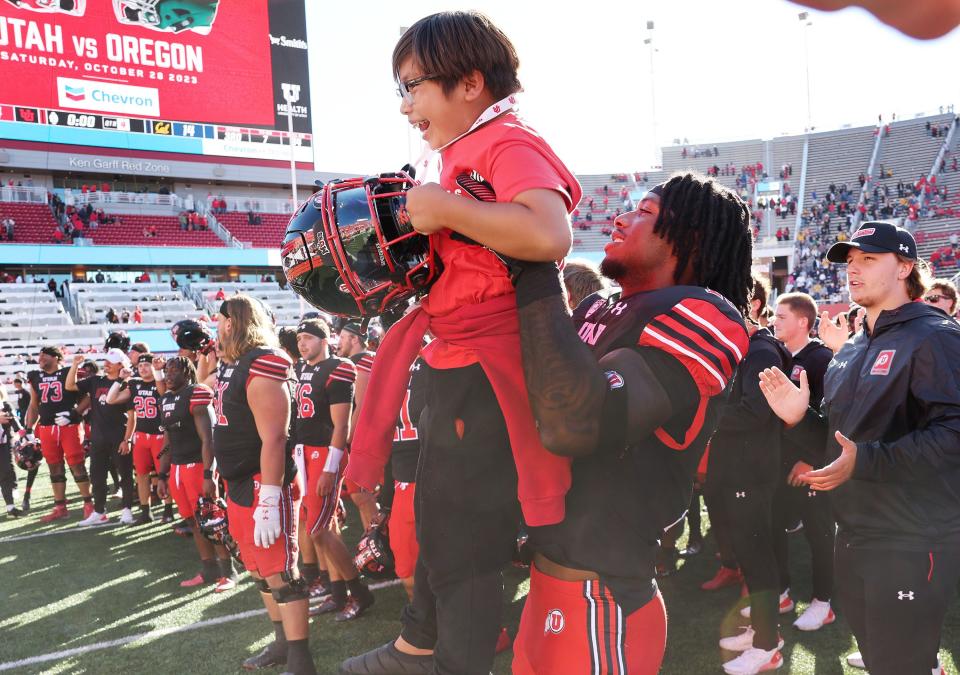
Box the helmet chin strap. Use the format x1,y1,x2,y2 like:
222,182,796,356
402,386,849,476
415,94,520,183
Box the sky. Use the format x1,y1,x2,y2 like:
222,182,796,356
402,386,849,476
305,0,960,175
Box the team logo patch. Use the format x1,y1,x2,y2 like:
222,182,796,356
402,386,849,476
791,364,805,380
852,227,875,239
544,609,565,635
584,298,605,319
310,450,320,461
870,349,895,376
604,370,625,389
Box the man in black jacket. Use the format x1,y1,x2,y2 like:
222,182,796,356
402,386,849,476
711,293,792,674
760,221,960,675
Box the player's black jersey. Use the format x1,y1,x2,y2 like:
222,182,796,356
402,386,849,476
26,367,80,425
391,358,427,484
531,286,749,614
161,384,212,465
129,378,162,435
293,357,355,447
213,347,296,485
77,375,132,444
349,350,375,375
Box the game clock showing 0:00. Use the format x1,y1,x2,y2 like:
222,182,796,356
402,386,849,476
47,111,103,129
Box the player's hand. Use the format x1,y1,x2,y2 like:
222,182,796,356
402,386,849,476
152,356,166,371
800,431,857,490
788,460,814,487
253,484,283,548
119,439,132,455
758,367,810,426
405,182,454,235
54,410,72,427
851,307,865,334
818,310,849,353
317,471,336,497
72,353,85,366
0,412,11,425
202,478,217,500
157,479,169,500
119,367,133,381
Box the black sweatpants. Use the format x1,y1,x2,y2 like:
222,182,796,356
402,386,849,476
773,482,835,601
704,482,737,569
400,363,520,675
722,483,779,651
89,438,134,513
835,537,960,675
0,444,15,505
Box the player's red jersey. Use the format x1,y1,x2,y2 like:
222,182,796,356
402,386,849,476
26,367,80,424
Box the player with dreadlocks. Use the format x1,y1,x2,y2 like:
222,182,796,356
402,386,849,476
510,172,753,674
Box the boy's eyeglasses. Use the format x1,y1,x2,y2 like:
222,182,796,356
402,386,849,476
925,294,951,303
396,74,438,103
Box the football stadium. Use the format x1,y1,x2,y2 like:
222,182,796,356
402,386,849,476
0,1,959,674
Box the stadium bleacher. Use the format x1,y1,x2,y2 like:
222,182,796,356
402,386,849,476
214,212,290,248
0,202,61,245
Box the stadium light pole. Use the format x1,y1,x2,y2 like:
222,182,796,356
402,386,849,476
644,21,657,165
799,12,813,131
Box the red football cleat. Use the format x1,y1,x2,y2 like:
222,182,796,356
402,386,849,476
495,627,512,654
701,566,743,591
179,573,206,588
82,502,94,519
41,504,69,523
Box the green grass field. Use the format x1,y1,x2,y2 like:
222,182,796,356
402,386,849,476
1,468,956,674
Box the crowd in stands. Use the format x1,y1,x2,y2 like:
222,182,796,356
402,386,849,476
177,211,209,232
681,145,720,158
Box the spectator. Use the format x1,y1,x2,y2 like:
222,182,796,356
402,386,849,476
214,287,226,302
105,308,119,324
120,310,131,323
170,277,179,290
2,216,14,241
95,270,105,283
46,278,56,294
52,227,64,245
133,306,143,324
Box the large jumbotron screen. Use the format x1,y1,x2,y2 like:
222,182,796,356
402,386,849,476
0,0,312,162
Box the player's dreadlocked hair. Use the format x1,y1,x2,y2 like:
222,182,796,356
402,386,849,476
165,356,197,386
653,172,754,314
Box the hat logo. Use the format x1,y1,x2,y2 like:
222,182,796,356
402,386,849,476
851,228,875,239
899,244,909,253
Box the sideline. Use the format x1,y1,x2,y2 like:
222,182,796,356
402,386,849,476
0,578,402,671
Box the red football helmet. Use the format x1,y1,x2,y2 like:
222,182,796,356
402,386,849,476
353,515,395,579
4,0,85,16
281,172,441,318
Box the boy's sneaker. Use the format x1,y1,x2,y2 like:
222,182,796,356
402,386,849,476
719,627,784,653
82,502,95,519
119,508,135,525
5,507,22,517
792,599,835,631
846,652,865,669
41,504,69,522
78,511,109,527
723,647,783,674
214,576,237,592
702,566,742,591
180,573,207,588
741,589,795,618
309,578,331,599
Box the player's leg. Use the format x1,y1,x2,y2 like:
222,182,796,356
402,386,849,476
21,465,38,513
701,479,741,590
61,424,91,502
770,480,794,598
348,483,379,532
0,444,19,516
37,425,69,520
390,482,419,601
858,547,960,675
792,488,836,631
132,433,155,524
82,441,110,523
110,441,135,522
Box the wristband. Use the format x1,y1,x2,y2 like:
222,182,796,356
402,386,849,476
323,445,344,473
157,472,168,481
203,469,214,479
515,262,564,309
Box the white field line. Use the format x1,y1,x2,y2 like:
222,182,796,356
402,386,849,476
0,522,120,543
0,578,402,672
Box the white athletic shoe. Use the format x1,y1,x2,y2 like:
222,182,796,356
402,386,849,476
846,651,865,669
934,659,945,675
740,589,794,618
119,508,135,525
793,599,835,631
722,647,783,674
719,627,785,653
78,511,109,527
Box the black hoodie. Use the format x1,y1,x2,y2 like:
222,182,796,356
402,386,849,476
788,302,960,550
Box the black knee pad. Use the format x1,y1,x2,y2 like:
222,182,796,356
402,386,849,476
50,472,67,484
257,578,271,594
270,573,309,604
69,465,89,483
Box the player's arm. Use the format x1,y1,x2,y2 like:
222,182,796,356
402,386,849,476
248,376,291,487
25,382,39,429
319,401,351,497
156,432,172,499
514,264,609,456
105,376,134,405
191,394,217,499
407,185,571,261
119,409,136,454
65,354,83,391
714,346,783,434
348,368,368,445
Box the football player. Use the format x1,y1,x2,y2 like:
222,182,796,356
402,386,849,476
155,356,237,590
509,173,752,674
25,346,93,522
67,350,137,526
337,322,379,531
0,387,24,517
213,296,316,675
106,353,174,525
768,293,836,632
292,319,374,621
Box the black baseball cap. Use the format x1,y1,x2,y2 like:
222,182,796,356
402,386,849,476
827,221,918,263
340,321,364,337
